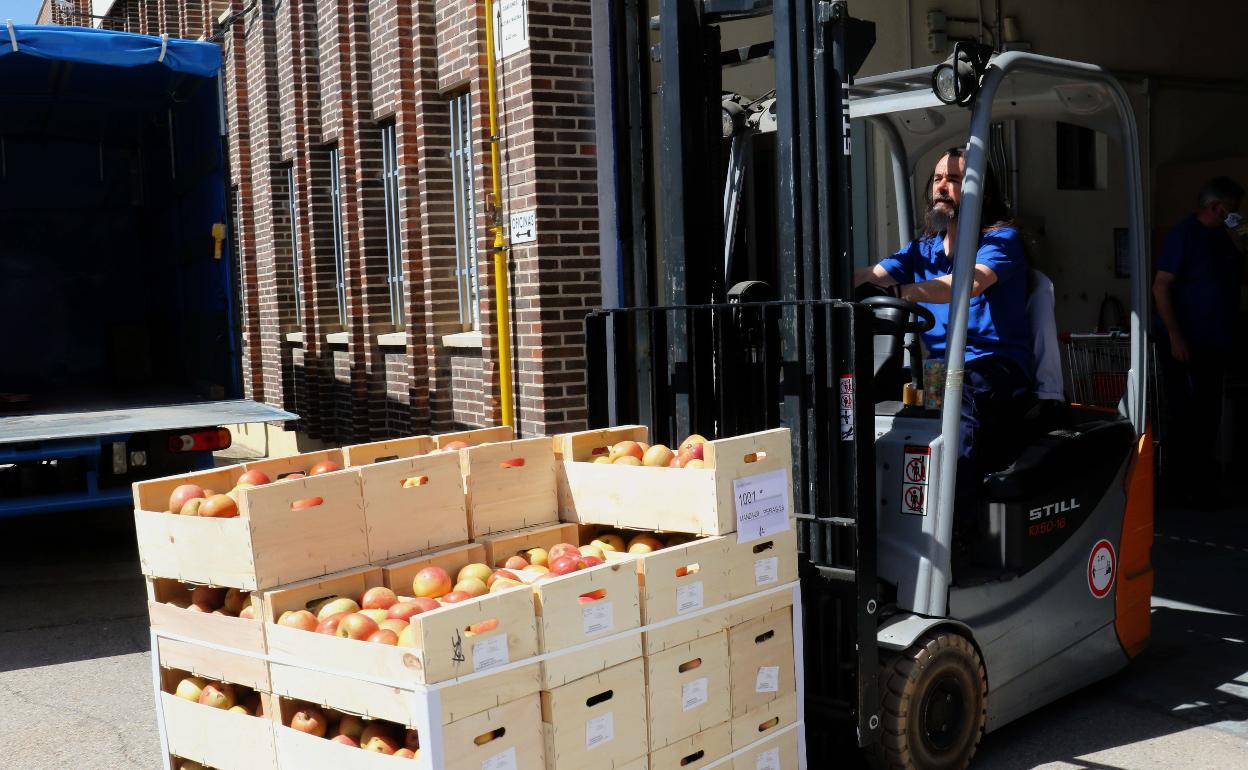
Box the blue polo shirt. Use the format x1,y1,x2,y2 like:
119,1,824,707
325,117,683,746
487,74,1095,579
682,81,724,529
1155,214,1242,352
877,227,1033,373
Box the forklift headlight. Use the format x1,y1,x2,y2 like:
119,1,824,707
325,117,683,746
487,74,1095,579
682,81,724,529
933,64,960,103
721,97,745,138
931,41,994,107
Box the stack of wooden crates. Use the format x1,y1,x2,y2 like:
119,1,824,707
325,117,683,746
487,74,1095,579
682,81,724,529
134,423,803,770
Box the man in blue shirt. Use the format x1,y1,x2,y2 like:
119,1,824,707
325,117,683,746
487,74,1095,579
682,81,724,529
1152,176,1244,507
855,147,1034,547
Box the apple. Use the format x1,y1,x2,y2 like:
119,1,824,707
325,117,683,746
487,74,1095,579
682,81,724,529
361,723,401,754
337,714,366,740
359,609,390,624
549,543,581,562
174,676,207,702
315,612,350,635
361,587,398,610
168,484,205,514
316,597,360,621
308,460,339,476
331,734,359,747
241,692,262,714
489,577,523,593
379,619,409,636
582,555,605,567
398,624,420,647
404,728,420,752
549,556,584,575
684,459,706,469
627,534,665,553
642,444,676,467
200,494,239,518
190,585,226,608
609,440,645,461
394,747,417,758
179,498,206,516
291,496,323,510
440,591,472,603
228,704,251,716
412,567,452,599
579,544,605,561
592,455,614,464
486,569,521,588
187,602,214,613
239,604,256,620
613,455,642,466
278,610,319,632
336,613,380,641
237,469,271,486
524,547,549,566
592,534,626,552
367,628,399,645
223,588,248,615
401,475,428,488
198,681,236,710
282,472,306,481
441,440,469,451
679,434,709,452
502,555,529,571
387,601,430,621
457,563,493,585
290,706,328,737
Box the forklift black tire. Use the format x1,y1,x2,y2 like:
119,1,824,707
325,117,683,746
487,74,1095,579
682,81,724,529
870,631,987,770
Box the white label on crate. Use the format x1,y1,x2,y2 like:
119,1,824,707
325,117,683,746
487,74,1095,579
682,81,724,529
756,747,781,770
582,600,614,637
676,581,704,615
754,556,780,586
482,746,518,770
734,469,791,544
755,665,780,693
681,677,709,711
472,634,510,673
585,711,615,750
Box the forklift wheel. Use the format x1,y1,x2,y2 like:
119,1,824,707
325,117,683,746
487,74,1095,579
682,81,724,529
870,631,987,770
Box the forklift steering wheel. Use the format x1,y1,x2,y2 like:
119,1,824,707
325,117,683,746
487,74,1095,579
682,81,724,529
860,295,937,335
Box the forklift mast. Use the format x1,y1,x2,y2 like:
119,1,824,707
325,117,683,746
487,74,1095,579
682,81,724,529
589,0,883,751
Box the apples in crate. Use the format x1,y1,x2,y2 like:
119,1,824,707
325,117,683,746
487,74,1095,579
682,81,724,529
584,433,710,468
280,699,421,757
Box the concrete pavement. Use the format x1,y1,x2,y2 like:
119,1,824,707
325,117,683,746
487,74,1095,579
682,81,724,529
0,487,1244,768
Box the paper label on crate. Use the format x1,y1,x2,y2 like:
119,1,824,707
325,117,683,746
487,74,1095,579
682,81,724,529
585,711,615,750
755,665,780,693
676,581,705,615
754,556,779,586
681,677,709,711
582,600,614,637
734,469,791,544
472,634,510,673
482,746,518,770
756,747,781,770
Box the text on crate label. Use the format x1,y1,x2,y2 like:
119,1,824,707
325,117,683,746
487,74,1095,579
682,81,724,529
754,557,779,586
585,711,615,750
756,747,781,770
481,746,518,770
473,634,509,673
676,581,705,615
582,601,614,636
682,677,709,711
734,469,791,544
755,665,780,693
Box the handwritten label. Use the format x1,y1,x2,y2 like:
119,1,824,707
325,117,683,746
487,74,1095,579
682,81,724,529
492,0,529,59
754,557,779,586
681,677,709,711
482,746,518,770
734,470,791,544
473,634,509,673
756,747,781,770
755,665,780,693
676,581,704,615
585,712,614,750
582,600,614,637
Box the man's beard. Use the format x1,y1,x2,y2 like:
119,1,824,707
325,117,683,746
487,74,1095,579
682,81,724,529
925,198,957,233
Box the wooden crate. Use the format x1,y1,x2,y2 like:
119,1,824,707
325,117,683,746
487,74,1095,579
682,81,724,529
727,607,795,718
730,725,800,770
342,435,436,467
461,437,559,537
615,757,649,770
261,550,538,686
645,631,730,751
478,522,580,567
134,467,369,591
146,577,264,654
729,693,798,751
356,451,469,562
647,721,731,770
244,448,347,479
725,528,799,601
157,637,276,770
557,427,793,537
434,425,515,449
643,587,796,660
541,657,648,769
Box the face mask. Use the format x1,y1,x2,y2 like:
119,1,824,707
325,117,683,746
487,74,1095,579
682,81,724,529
1225,212,1243,229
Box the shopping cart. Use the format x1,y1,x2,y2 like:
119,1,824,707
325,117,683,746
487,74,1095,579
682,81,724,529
1062,332,1132,407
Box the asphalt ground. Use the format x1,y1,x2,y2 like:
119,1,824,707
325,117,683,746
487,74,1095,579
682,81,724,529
0,486,1244,768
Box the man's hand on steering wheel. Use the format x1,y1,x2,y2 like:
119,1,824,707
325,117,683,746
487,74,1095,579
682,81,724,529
860,294,937,335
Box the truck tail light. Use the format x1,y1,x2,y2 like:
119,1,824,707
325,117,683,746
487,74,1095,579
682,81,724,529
168,428,233,453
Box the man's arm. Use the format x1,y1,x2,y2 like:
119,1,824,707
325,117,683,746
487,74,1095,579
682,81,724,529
898,264,998,304
854,263,898,287
1152,270,1189,362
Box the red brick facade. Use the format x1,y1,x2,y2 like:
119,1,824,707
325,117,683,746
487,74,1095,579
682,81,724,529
51,0,602,443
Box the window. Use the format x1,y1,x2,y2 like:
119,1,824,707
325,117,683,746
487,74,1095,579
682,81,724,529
381,123,406,327
328,146,347,327
1056,122,1107,191
448,92,480,331
285,165,303,319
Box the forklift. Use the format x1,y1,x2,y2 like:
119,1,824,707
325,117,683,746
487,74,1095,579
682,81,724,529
587,2,1153,768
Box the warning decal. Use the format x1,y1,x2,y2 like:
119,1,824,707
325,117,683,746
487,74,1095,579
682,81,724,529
901,445,931,516
839,375,855,441
1088,539,1116,599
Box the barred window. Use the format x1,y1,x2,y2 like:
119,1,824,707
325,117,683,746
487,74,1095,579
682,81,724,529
448,92,480,331
284,165,302,319
381,123,406,327
328,146,347,327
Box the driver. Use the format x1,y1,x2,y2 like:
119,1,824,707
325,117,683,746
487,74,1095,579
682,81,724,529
854,147,1034,548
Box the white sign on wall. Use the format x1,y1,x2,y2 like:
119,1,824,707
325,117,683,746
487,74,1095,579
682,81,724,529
510,209,537,244
494,0,530,60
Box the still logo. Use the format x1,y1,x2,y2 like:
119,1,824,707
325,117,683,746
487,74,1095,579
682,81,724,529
1029,498,1080,521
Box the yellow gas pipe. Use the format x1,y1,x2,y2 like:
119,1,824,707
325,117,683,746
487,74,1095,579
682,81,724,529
484,0,514,427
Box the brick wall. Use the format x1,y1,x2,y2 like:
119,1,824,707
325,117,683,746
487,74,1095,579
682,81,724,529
72,0,602,443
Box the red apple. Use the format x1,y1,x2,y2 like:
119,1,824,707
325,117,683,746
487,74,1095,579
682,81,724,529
360,724,400,754
335,613,379,641
239,604,256,620
197,681,236,710
367,628,399,645
168,484,205,514
361,587,398,611
379,619,409,636
457,563,493,584
679,434,709,452
223,588,248,615
582,555,605,567
200,494,239,518
394,747,417,758
502,555,529,571
453,578,487,598
179,498,206,516
642,444,676,467
331,734,359,747
441,440,469,451
403,728,420,752
282,471,306,481
489,577,523,593
548,543,581,562
291,496,323,510
278,610,318,632
190,585,226,608
386,601,429,621
412,567,452,599
549,556,584,575
440,591,472,603
315,612,350,635
290,706,327,737
337,714,365,740
486,569,522,588
609,440,644,461
308,460,339,476
237,469,271,486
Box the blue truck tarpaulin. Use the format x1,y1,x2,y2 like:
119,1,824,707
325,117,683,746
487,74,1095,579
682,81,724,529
0,23,219,76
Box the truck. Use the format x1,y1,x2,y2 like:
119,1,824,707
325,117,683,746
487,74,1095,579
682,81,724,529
0,25,293,518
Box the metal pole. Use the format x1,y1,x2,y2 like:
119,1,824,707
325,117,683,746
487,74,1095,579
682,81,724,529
484,0,515,428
